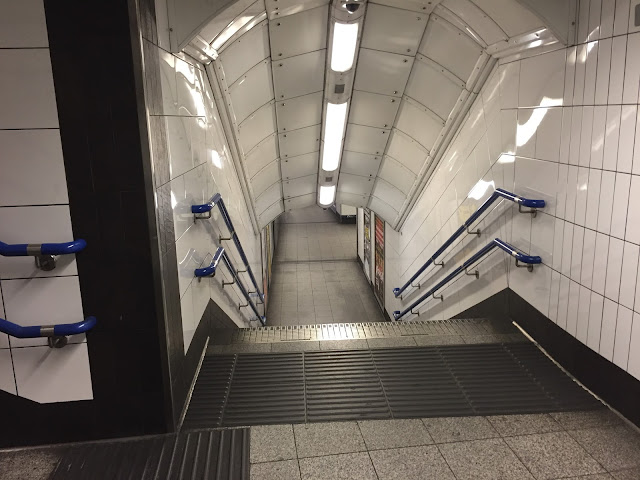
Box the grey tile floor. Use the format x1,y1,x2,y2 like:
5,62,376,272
249,411,640,480
267,215,385,326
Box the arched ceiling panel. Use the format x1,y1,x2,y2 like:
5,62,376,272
336,192,369,208
217,21,270,85
395,97,444,150
258,199,284,228
265,0,328,20
245,134,278,177
283,174,318,198
272,50,326,100
353,49,413,97
251,159,281,196
386,129,429,175
278,125,321,158
368,196,399,225
379,156,417,193
469,0,543,37
285,194,316,210
404,59,464,121
349,91,400,129
340,151,381,177
281,152,319,180
275,92,323,132
237,101,276,154
338,173,375,196
227,59,274,123
372,178,407,211
439,0,507,45
419,15,484,81
255,182,282,213
360,4,428,56
268,5,328,59
344,125,389,156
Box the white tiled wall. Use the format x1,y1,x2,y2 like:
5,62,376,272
386,0,640,382
145,42,264,353
0,0,93,402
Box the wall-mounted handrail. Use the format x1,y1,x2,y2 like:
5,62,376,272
393,238,541,321
0,316,97,339
192,193,264,302
194,246,225,278
393,188,545,298
194,246,265,325
0,239,86,257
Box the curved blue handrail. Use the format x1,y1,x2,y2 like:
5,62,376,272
393,188,544,298
0,316,97,338
194,246,225,277
393,238,541,321
192,193,264,303
0,239,87,257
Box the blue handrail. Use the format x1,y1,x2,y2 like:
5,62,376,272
194,246,265,325
393,188,544,298
0,239,87,257
192,194,264,303
0,316,97,338
194,246,225,278
393,238,541,320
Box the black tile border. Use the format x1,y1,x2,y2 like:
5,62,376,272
455,288,640,428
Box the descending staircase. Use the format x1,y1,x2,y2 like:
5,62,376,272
183,318,604,429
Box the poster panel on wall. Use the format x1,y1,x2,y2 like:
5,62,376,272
374,215,384,308
363,208,371,281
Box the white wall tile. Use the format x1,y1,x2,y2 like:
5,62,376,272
591,105,607,168
181,283,195,354
613,0,631,35
0,129,68,207
617,105,637,173
585,169,601,230
549,270,561,323
581,229,597,288
622,33,640,104
601,0,616,38
556,164,569,218
595,39,612,106
564,47,577,107
0,0,48,48
605,237,624,301
597,171,615,234
561,222,574,277
577,284,591,339
569,107,583,166
552,218,565,271
578,0,591,43
587,291,604,350
634,109,640,174
0,49,58,129
600,298,617,360
584,42,599,105
0,349,16,395
579,107,594,167
604,106,622,171
565,166,578,222
620,242,639,309
519,49,565,108
0,297,8,349
571,226,585,281
626,175,640,244
1,277,86,347
593,232,610,295
608,36,627,103
12,344,93,403
557,274,571,329
629,313,640,378
575,167,589,225
0,206,79,280
499,62,519,109
611,173,631,238
613,305,633,369
567,280,581,335
535,107,562,162
573,45,587,106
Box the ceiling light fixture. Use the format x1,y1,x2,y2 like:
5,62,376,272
319,185,336,205
321,102,348,171
331,22,359,72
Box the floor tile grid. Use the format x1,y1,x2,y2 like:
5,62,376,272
249,413,640,480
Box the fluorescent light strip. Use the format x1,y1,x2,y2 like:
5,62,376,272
331,22,359,72
319,185,336,205
321,102,348,171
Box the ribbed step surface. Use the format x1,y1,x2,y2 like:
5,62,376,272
46,429,249,479
183,343,603,429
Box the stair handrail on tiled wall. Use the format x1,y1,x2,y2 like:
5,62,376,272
393,188,545,298
192,193,264,304
0,316,97,345
0,238,86,271
393,238,542,321
194,246,265,325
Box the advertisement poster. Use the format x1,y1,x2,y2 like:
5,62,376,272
374,215,384,308
363,208,371,280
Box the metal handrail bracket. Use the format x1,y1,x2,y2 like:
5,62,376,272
393,238,541,321
393,188,545,298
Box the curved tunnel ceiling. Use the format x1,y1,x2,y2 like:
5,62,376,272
182,0,573,230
